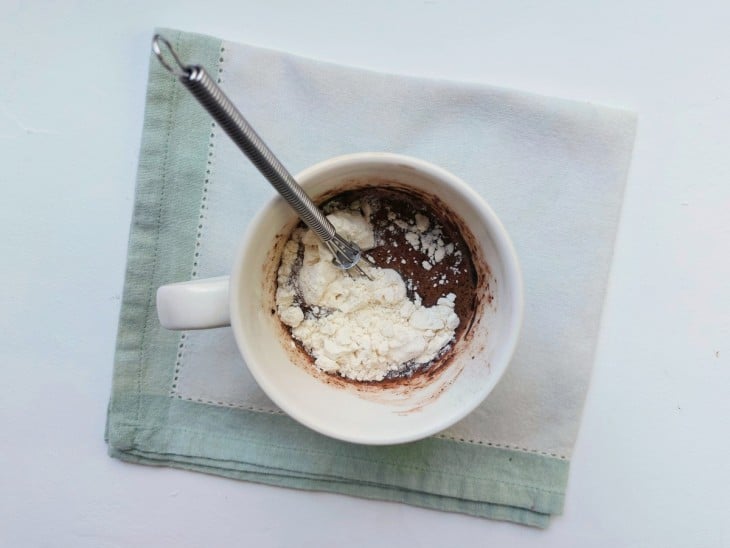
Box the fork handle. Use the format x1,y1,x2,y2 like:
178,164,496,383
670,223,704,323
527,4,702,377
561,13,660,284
180,65,337,242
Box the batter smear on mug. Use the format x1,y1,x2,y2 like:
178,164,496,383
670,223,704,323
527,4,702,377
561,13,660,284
275,188,477,382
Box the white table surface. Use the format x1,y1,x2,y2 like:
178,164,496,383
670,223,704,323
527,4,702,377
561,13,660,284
2,1,729,546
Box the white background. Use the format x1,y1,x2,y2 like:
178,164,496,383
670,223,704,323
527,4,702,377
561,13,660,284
2,1,729,546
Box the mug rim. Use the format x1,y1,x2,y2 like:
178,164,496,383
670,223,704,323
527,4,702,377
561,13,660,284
230,152,524,444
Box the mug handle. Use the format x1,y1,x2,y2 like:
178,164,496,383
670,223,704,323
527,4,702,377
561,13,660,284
156,276,230,330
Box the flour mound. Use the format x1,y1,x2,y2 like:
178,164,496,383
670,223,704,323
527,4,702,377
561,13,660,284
275,210,460,382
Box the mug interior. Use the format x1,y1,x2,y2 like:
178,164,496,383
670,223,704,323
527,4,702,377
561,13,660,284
230,153,522,444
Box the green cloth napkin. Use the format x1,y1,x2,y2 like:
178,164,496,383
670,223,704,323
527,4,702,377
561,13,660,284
107,28,636,527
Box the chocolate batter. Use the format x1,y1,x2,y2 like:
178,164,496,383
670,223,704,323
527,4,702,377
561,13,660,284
276,186,480,382
317,187,479,378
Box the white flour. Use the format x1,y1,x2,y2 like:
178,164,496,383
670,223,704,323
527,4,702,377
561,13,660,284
276,208,460,382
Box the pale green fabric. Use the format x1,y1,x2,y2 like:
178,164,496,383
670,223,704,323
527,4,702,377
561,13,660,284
105,28,597,528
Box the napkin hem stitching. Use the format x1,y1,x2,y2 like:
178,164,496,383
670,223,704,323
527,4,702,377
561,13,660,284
436,434,567,460
170,392,285,415
171,44,224,400
163,395,566,458
161,392,567,458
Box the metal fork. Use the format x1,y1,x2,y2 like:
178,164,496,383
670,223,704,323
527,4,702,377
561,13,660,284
152,34,372,278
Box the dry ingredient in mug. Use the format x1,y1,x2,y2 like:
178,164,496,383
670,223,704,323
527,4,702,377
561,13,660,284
275,188,477,382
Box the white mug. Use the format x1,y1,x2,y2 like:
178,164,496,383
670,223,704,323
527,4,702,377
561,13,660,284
157,153,523,445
